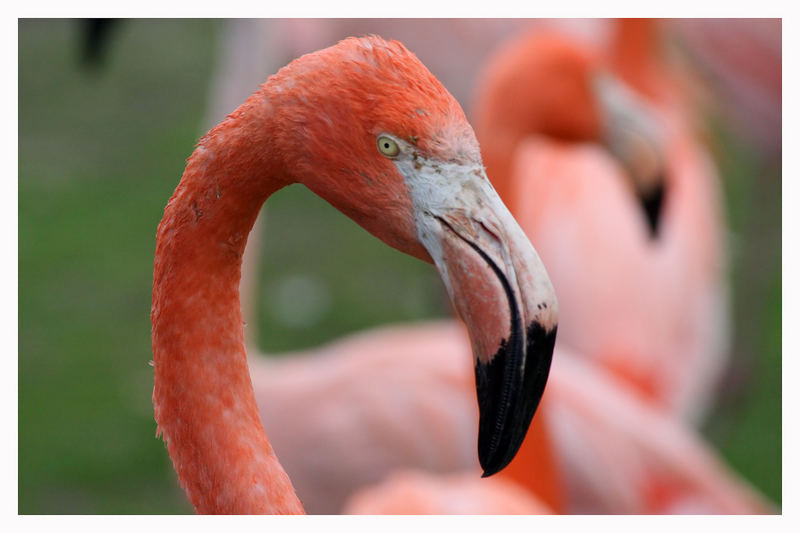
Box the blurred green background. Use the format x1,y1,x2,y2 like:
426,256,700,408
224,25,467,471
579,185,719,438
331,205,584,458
18,19,780,513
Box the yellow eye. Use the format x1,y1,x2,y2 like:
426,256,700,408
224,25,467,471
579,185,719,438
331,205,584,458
377,136,400,158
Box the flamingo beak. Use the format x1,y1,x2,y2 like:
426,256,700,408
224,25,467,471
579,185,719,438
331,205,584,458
401,159,558,476
592,72,666,237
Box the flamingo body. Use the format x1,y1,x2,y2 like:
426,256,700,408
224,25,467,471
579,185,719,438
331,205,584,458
250,318,768,514
509,134,728,419
473,26,729,422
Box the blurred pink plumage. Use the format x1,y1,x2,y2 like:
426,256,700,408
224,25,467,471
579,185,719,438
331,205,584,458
248,321,478,514
249,319,769,514
344,469,551,515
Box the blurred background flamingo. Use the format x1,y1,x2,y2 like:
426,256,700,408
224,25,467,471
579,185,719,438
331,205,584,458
18,19,780,513
473,21,729,424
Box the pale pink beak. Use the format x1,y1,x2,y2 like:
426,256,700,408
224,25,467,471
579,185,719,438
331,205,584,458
405,162,558,476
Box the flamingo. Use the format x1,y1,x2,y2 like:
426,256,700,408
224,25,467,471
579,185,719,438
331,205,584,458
193,21,565,514
472,22,729,425
151,35,559,514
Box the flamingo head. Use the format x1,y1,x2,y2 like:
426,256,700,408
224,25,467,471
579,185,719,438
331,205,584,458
272,36,559,475
473,31,667,236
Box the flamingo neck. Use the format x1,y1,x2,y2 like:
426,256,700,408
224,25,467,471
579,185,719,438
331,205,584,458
151,92,304,514
609,18,663,100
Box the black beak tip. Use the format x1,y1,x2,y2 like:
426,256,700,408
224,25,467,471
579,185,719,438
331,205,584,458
475,321,557,477
480,460,506,478
639,178,665,239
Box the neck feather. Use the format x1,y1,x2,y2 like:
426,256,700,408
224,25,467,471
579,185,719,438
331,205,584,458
151,91,304,514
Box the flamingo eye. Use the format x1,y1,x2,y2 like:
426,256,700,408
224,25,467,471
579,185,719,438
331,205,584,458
376,136,400,158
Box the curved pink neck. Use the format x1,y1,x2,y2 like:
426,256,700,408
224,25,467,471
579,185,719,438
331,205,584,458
151,93,304,514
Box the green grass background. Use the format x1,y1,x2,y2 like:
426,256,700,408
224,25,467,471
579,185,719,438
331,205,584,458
18,19,781,513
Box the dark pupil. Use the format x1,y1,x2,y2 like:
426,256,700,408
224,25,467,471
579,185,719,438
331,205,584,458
383,143,390,149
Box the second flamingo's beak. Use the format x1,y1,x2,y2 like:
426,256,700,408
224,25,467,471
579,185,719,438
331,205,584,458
592,72,667,237
398,155,559,477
